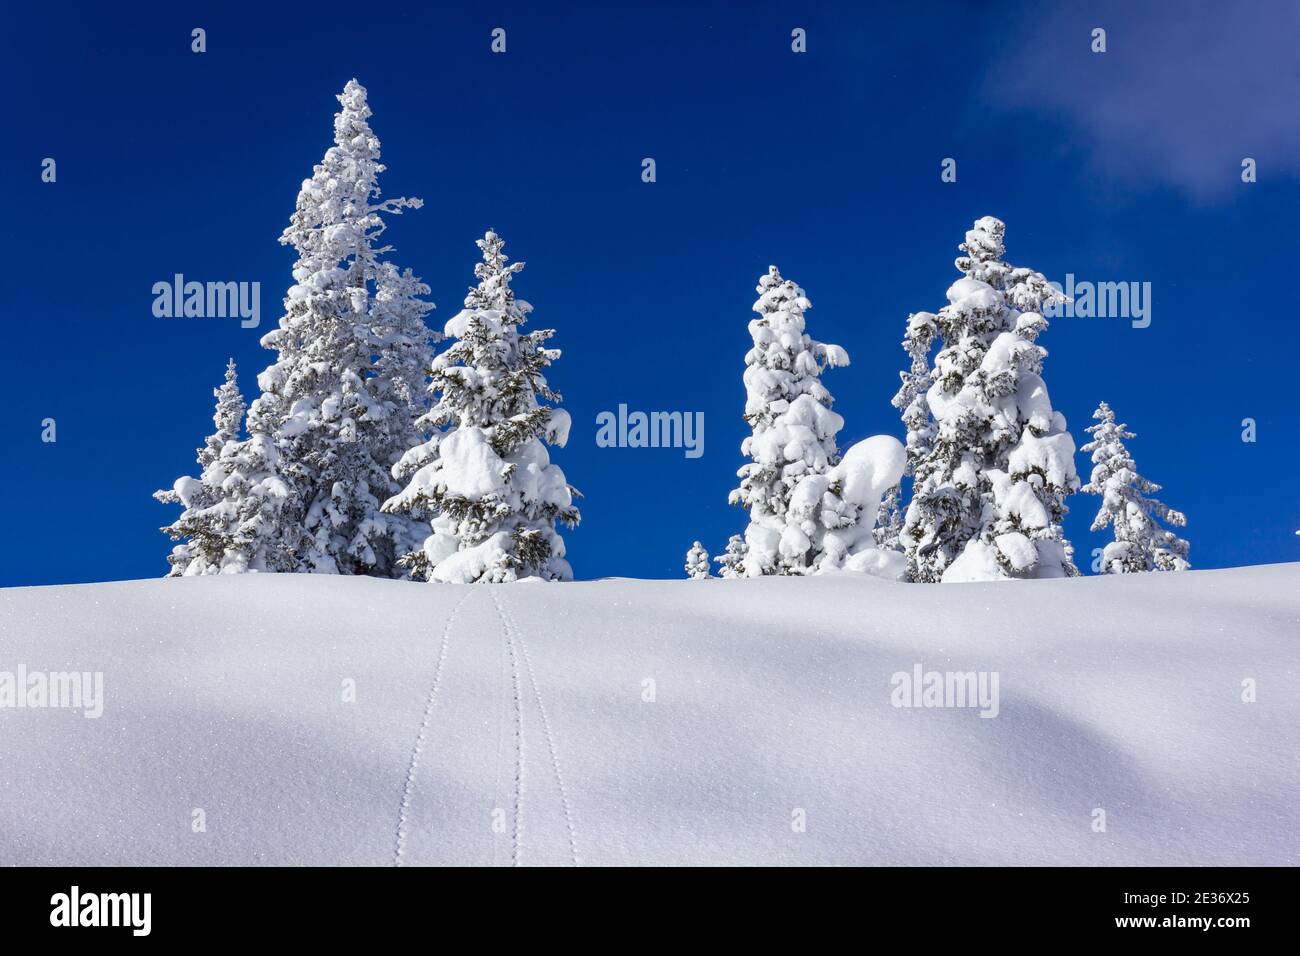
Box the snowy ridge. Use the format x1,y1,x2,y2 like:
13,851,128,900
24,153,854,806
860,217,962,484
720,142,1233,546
0,567,1296,865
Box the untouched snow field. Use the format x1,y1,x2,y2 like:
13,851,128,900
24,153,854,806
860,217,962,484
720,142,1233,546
0,565,1296,866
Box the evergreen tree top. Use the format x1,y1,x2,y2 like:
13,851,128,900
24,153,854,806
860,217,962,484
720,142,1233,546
1081,401,1160,496
467,230,528,317
1083,402,1139,455
1084,401,1134,439
753,265,812,318
199,359,245,468
956,216,1006,271
279,79,421,276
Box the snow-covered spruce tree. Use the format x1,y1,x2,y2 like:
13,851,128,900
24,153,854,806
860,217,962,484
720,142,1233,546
714,534,748,578
878,310,939,552
685,542,711,579
156,360,292,575
904,216,1079,583
1081,401,1190,573
155,360,247,575
382,230,579,583
247,79,434,577
728,266,850,575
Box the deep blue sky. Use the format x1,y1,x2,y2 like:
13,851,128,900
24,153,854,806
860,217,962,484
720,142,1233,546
3,1,1298,586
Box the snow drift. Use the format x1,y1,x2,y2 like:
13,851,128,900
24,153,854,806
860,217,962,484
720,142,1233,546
0,565,1296,865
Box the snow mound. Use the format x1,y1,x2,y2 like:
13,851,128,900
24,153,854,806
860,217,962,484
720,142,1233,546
0,566,1296,865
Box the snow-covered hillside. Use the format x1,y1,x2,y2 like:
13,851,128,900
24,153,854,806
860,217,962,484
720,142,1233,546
1,566,1296,865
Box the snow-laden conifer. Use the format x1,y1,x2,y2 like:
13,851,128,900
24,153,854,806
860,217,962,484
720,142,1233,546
1081,401,1190,573
155,360,247,575
247,79,434,577
728,266,849,575
685,542,711,579
904,217,1079,582
383,230,579,583
714,534,748,579
155,362,291,575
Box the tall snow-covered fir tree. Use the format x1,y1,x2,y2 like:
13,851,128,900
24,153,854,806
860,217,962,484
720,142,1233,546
728,266,850,576
246,79,435,577
903,216,1079,583
684,542,711,579
1081,401,1190,573
383,230,579,583
155,360,247,575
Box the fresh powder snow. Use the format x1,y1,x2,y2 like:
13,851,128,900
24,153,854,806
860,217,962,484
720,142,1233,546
0,566,1294,865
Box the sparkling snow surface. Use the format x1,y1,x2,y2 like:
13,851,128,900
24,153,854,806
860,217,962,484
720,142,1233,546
1,567,1296,865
